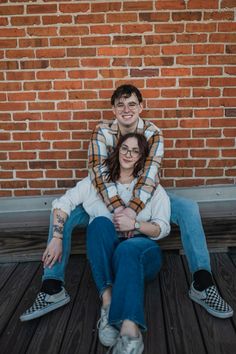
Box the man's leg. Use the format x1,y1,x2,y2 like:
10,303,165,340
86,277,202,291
168,192,233,319
20,205,89,322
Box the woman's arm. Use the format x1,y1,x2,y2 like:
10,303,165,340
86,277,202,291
113,213,161,238
42,209,68,268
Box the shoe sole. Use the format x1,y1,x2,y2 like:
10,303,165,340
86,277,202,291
189,292,234,319
20,295,70,322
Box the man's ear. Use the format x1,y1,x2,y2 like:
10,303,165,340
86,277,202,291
139,102,143,114
112,105,116,116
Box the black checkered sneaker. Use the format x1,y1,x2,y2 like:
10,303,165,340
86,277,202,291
189,283,233,319
20,287,70,322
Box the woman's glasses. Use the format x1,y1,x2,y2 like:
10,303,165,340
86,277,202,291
120,145,140,158
115,102,139,113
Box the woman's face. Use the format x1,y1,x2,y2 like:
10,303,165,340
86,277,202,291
119,137,140,170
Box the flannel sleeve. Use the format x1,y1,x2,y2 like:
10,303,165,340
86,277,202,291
128,128,164,214
88,125,124,212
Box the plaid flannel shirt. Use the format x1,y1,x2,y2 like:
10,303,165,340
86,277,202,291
88,117,164,214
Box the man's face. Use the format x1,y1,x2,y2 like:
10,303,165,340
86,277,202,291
112,93,143,131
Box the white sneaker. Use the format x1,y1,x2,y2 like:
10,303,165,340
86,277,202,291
97,306,119,346
20,287,70,322
189,282,234,319
112,333,144,354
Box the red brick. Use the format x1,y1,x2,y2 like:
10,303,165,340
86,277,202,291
194,108,223,118
208,159,236,167
147,78,176,87
42,15,72,25
179,99,208,107
221,0,236,7
45,170,73,178
27,4,57,14
204,11,234,21
9,152,37,160
156,1,186,10
145,34,175,44
8,92,36,101
210,33,236,42
0,102,26,111
28,102,55,111
57,102,86,110
186,23,216,32
139,12,170,22
59,3,89,13
37,71,66,80
59,122,87,131
219,23,236,32
39,152,66,160
144,57,174,66
29,122,57,131
112,58,142,67
16,171,43,179
11,16,40,26
42,112,71,121
163,110,193,118
161,89,190,98
226,45,236,54
0,172,13,179
24,81,51,90
38,92,66,101
155,24,184,33
223,88,236,97
69,70,97,79
0,6,23,15
180,119,209,128
147,99,176,108
42,132,70,140
206,139,235,147
81,58,110,67
188,0,218,9
113,35,142,45
172,11,202,21
51,59,79,68
212,118,236,127
21,60,49,70
107,13,137,23
0,61,18,70
177,56,206,65
7,71,35,80
194,44,224,54
0,39,17,48
50,38,81,47
179,78,208,87
19,38,49,48
99,69,129,78
0,162,28,170
67,48,96,57
91,2,121,12
161,68,191,76
196,169,223,177
177,34,207,43
22,142,50,150
81,36,111,46
98,47,128,56
178,159,206,168
54,81,82,90
192,67,222,76
29,161,57,169
36,49,66,58
27,27,57,37
60,26,89,36
190,150,219,158
210,98,236,107
209,55,236,65
0,181,27,189
193,88,220,97
222,149,236,157
75,14,105,24
211,78,236,86
13,113,41,121
90,25,121,35
223,128,236,137
0,133,10,140
29,180,56,188
14,190,41,197
225,109,236,117
177,179,205,188
162,45,191,55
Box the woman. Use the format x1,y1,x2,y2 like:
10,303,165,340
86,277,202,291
86,133,170,354
20,133,170,354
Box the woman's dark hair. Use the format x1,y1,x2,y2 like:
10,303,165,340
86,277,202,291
104,133,149,182
111,84,143,105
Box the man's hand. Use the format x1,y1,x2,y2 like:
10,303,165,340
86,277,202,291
42,238,62,269
113,207,137,238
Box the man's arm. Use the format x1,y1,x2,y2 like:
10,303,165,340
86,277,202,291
128,127,164,214
88,124,124,212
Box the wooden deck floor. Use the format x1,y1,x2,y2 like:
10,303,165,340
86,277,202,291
0,252,236,354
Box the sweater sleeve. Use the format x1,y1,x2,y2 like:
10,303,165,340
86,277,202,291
128,127,164,214
88,125,124,212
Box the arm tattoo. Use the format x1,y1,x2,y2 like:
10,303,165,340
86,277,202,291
53,224,64,235
56,213,66,226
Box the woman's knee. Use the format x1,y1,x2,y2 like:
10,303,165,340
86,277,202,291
87,216,114,242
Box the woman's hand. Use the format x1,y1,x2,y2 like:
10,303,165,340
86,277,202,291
42,238,62,269
114,213,135,234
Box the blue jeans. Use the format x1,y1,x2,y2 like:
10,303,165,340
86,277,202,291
42,193,211,282
86,217,162,330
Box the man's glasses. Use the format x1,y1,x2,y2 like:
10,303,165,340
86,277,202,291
115,102,139,113
120,145,140,158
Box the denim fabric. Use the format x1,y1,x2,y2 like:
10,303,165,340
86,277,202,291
167,192,211,273
86,216,162,330
43,205,89,282
42,192,211,283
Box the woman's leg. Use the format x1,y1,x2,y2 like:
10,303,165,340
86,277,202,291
109,237,162,331
86,216,120,297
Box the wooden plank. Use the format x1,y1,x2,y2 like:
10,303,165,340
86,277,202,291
144,274,168,354
0,262,40,336
0,265,43,354
0,263,18,291
210,253,236,329
25,256,87,354
0,217,236,262
159,253,206,354
60,263,101,354
182,254,236,354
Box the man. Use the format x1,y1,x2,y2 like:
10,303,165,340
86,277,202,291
20,84,233,325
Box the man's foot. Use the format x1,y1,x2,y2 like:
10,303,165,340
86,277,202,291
20,287,70,322
112,333,144,354
189,282,233,319
97,306,119,346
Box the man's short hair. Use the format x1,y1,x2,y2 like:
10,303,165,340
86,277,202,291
111,84,143,105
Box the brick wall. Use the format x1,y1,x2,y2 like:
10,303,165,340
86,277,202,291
0,0,235,197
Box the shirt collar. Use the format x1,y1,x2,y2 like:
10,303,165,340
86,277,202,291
110,117,144,135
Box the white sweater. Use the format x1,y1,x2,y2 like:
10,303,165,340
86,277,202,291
52,177,171,240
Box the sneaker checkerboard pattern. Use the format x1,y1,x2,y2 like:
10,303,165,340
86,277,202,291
189,283,233,319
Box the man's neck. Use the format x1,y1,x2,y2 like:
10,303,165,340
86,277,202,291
118,120,139,136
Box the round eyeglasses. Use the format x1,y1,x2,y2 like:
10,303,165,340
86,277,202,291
120,145,140,158
115,102,139,113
